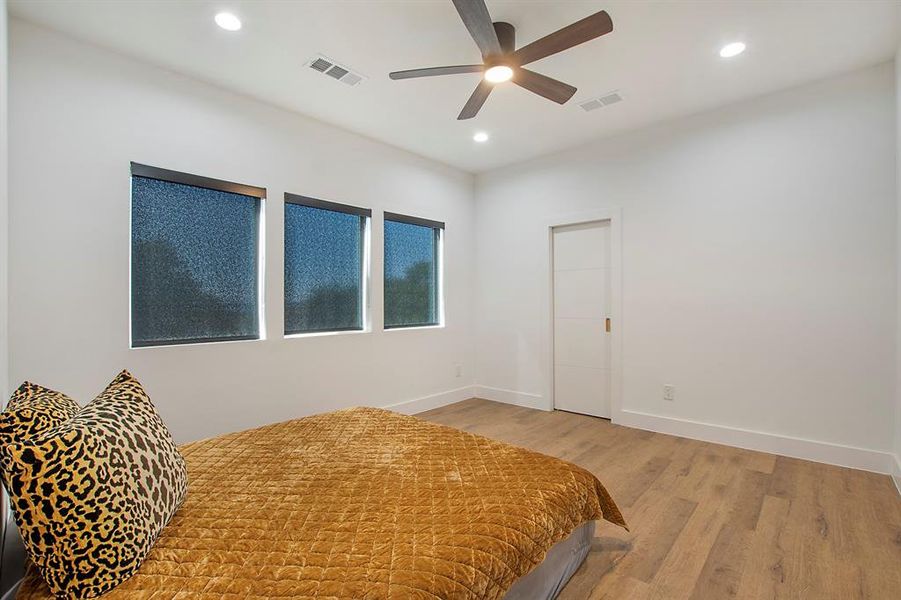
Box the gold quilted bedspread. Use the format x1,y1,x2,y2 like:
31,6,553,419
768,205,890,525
18,407,625,599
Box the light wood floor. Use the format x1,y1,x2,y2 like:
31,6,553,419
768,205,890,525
418,399,901,600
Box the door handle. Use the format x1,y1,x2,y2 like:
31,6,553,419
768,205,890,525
605,317,611,333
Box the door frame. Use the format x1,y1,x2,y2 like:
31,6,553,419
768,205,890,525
543,208,623,421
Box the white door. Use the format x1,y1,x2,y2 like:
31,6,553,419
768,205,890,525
552,220,612,418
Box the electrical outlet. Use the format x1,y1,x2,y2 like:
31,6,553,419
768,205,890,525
663,385,675,401
454,364,463,378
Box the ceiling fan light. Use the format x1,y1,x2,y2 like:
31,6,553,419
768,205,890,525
719,42,746,58
484,65,514,83
473,131,489,143
214,12,242,31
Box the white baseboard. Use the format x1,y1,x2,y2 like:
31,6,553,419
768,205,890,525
473,385,549,411
383,385,476,415
892,453,901,496
616,409,895,475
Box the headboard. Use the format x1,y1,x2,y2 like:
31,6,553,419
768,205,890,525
0,488,26,600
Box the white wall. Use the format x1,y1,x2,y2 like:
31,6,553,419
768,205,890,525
0,0,8,404
894,47,901,489
7,20,476,443
475,63,897,470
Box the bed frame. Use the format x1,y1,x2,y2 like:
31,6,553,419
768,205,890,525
0,489,25,600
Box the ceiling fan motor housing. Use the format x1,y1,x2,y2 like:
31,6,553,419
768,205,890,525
493,22,516,57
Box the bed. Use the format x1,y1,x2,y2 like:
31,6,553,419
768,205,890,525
4,407,625,599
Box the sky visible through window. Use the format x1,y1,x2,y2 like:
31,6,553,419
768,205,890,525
284,204,363,333
384,219,439,328
131,176,259,346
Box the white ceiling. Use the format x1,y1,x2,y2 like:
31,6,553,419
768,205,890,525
9,0,901,173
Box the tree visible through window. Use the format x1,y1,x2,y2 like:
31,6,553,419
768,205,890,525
384,213,443,329
284,195,370,334
130,164,263,347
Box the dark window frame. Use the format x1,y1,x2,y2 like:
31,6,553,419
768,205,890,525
131,162,266,199
130,162,265,348
383,212,445,330
283,193,371,336
383,211,444,231
285,193,371,217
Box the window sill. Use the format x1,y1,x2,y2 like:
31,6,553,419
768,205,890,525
383,324,445,332
130,336,264,350
285,329,369,340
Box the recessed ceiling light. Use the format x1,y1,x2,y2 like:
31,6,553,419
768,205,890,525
214,12,242,32
719,42,746,58
473,132,489,143
484,65,513,83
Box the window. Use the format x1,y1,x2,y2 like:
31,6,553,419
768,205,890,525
130,163,264,348
383,212,444,329
284,194,370,335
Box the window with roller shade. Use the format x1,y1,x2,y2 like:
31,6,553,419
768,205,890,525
130,163,264,347
383,212,444,329
284,194,370,335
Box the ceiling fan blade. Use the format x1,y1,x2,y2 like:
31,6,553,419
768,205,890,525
458,80,493,120
452,0,502,57
513,10,613,66
390,65,484,80
513,68,577,104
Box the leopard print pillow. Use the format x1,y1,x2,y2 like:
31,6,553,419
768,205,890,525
0,382,80,447
1,370,188,599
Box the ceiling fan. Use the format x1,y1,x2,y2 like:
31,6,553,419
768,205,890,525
389,0,614,120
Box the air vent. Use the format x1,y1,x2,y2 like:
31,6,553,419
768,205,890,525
326,65,349,80
600,92,623,105
579,90,623,112
310,58,332,73
305,54,367,87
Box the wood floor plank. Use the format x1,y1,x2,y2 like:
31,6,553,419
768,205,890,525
735,494,792,600
687,468,770,598
643,449,746,599
687,523,752,599
614,455,672,508
587,575,650,599
417,399,901,599
617,495,698,583
729,469,771,531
